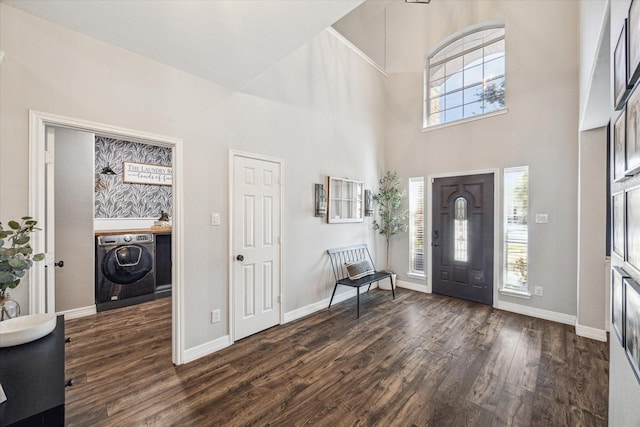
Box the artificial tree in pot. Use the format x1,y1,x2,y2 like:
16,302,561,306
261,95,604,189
0,217,45,319
372,171,409,287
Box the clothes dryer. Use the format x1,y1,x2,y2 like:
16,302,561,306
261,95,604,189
95,233,155,311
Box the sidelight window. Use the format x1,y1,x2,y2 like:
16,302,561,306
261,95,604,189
409,177,425,276
454,197,468,262
503,166,529,294
424,22,506,128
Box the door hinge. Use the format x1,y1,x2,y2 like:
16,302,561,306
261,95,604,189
44,253,55,264
45,151,54,164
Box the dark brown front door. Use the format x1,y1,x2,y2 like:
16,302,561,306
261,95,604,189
432,173,494,305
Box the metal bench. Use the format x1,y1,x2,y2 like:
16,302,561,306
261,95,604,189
327,244,394,318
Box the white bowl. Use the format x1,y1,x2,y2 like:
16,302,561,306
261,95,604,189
0,313,57,347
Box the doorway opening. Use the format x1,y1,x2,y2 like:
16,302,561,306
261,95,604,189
29,110,185,364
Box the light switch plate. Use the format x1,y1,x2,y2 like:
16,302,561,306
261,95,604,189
211,212,221,226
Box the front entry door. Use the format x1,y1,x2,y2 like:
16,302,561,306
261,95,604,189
232,153,282,341
432,173,494,305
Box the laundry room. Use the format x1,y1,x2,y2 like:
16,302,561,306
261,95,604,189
51,128,174,317
93,136,173,312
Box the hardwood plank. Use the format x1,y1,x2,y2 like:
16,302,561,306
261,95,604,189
492,388,535,426
531,393,570,427
505,327,542,394
467,316,520,411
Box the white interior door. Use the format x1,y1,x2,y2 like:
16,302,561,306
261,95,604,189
232,153,282,341
45,126,95,314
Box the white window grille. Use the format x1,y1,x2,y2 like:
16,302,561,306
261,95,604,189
425,24,506,128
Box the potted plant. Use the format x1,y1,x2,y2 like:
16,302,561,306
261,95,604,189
372,171,409,288
0,217,45,319
155,210,171,227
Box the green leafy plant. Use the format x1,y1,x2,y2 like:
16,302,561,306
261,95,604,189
514,257,527,282
0,217,45,292
373,171,409,272
479,80,506,108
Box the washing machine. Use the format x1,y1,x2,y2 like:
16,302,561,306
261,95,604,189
96,233,156,311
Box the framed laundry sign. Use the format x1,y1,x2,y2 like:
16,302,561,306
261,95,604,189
123,161,173,186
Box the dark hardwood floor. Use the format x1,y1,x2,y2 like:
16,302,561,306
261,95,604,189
64,289,608,426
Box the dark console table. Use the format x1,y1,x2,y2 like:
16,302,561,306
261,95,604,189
0,316,65,427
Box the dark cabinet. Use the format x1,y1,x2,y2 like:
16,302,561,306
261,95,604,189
0,316,65,426
155,233,172,296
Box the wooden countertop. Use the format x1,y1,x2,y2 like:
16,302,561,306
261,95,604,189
95,227,172,236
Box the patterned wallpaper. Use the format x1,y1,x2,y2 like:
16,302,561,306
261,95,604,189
95,136,173,219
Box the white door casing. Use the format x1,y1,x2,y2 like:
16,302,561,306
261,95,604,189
29,110,185,365
230,151,283,341
44,127,56,313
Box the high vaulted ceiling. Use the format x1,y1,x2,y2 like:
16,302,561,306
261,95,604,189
3,0,364,91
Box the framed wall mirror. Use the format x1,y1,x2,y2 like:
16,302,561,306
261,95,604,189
328,176,364,223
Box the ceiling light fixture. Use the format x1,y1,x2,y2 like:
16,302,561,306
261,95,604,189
100,164,116,175
405,0,432,3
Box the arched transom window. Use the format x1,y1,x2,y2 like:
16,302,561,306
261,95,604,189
425,24,506,128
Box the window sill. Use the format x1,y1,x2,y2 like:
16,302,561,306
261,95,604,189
498,288,531,300
407,272,426,280
422,108,508,132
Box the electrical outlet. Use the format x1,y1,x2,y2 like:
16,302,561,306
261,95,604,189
534,286,543,296
211,309,221,323
535,214,549,224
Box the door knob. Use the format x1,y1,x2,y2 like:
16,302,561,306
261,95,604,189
54,260,64,268
236,255,244,261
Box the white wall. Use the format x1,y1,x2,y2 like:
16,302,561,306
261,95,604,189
580,0,609,99
577,126,607,335
579,0,610,130
332,0,391,71
383,0,580,317
0,4,387,349
609,336,640,425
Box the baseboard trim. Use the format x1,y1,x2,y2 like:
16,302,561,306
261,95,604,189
575,323,608,342
183,335,232,363
283,281,443,323
60,305,97,320
396,279,430,293
283,286,380,323
494,300,576,326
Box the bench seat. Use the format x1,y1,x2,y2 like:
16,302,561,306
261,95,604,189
327,244,395,318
